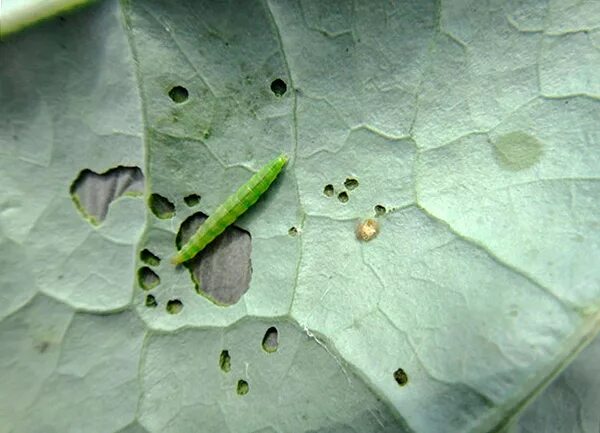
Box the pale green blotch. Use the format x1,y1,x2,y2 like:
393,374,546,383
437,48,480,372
492,131,543,171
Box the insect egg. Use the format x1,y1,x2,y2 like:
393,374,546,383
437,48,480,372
356,218,379,242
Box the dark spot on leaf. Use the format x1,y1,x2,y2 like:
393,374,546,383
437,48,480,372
183,193,201,207
168,85,189,103
149,193,175,219
36,341,50,353
140,249,160,266
138,267,160,290
220,350,231,372
393,368,408,386
323,184,334,197
166,299,183,314
262,327,279,353
374,205,386,216
237,379,249,395
344,177,359,190
270,78,287,96
145,294,158,308
337,191,349,203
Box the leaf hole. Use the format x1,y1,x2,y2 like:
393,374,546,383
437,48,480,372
168,85,189,103
337,191,349,203
183,193,201,207
323,184,334,197
149,193,175,219
237,379,249,395
166,299,183,314
288,227,298,236
344,177,359,190
270,78,287,96
374,204,386,216
138,267,160,291
393,368,408,386
70,166,144,225
140,249,161,266
145,294,158,308
219,350,231,373
261,326,279,353
176,212,252,306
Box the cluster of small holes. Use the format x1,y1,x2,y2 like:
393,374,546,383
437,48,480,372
218,326,280,397
183,193,201,207
393,368,408,386
168,85,189,103
323,177,359,204
166,299,183,314
149,193,175,219
270,78,287,96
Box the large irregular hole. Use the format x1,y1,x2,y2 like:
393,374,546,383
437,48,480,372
237,379,249,396
138,267,160,290
140,249,161,266
70,166,144,225
219,350,231,372
270,78,287,96
175,212,252,306
149,193,175,219
393,368,408,386
261,326,279,353
168,85,189,103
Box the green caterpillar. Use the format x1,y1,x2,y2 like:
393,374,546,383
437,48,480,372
171,153,288,265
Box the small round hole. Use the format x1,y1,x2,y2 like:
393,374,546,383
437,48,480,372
145,294,158,308
338,191,349,203
168,86,189,103
393,368,408,386
140,249,161,266
323,184,334,197
374,205,386,216
149,193,175,219
261,326,279,353
344,177,359,190
166,299,183,314
270,78,287,96
237,379,249,395
138,267,160,290
288,227,298,236
183,193,201,207
219,350,231,372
